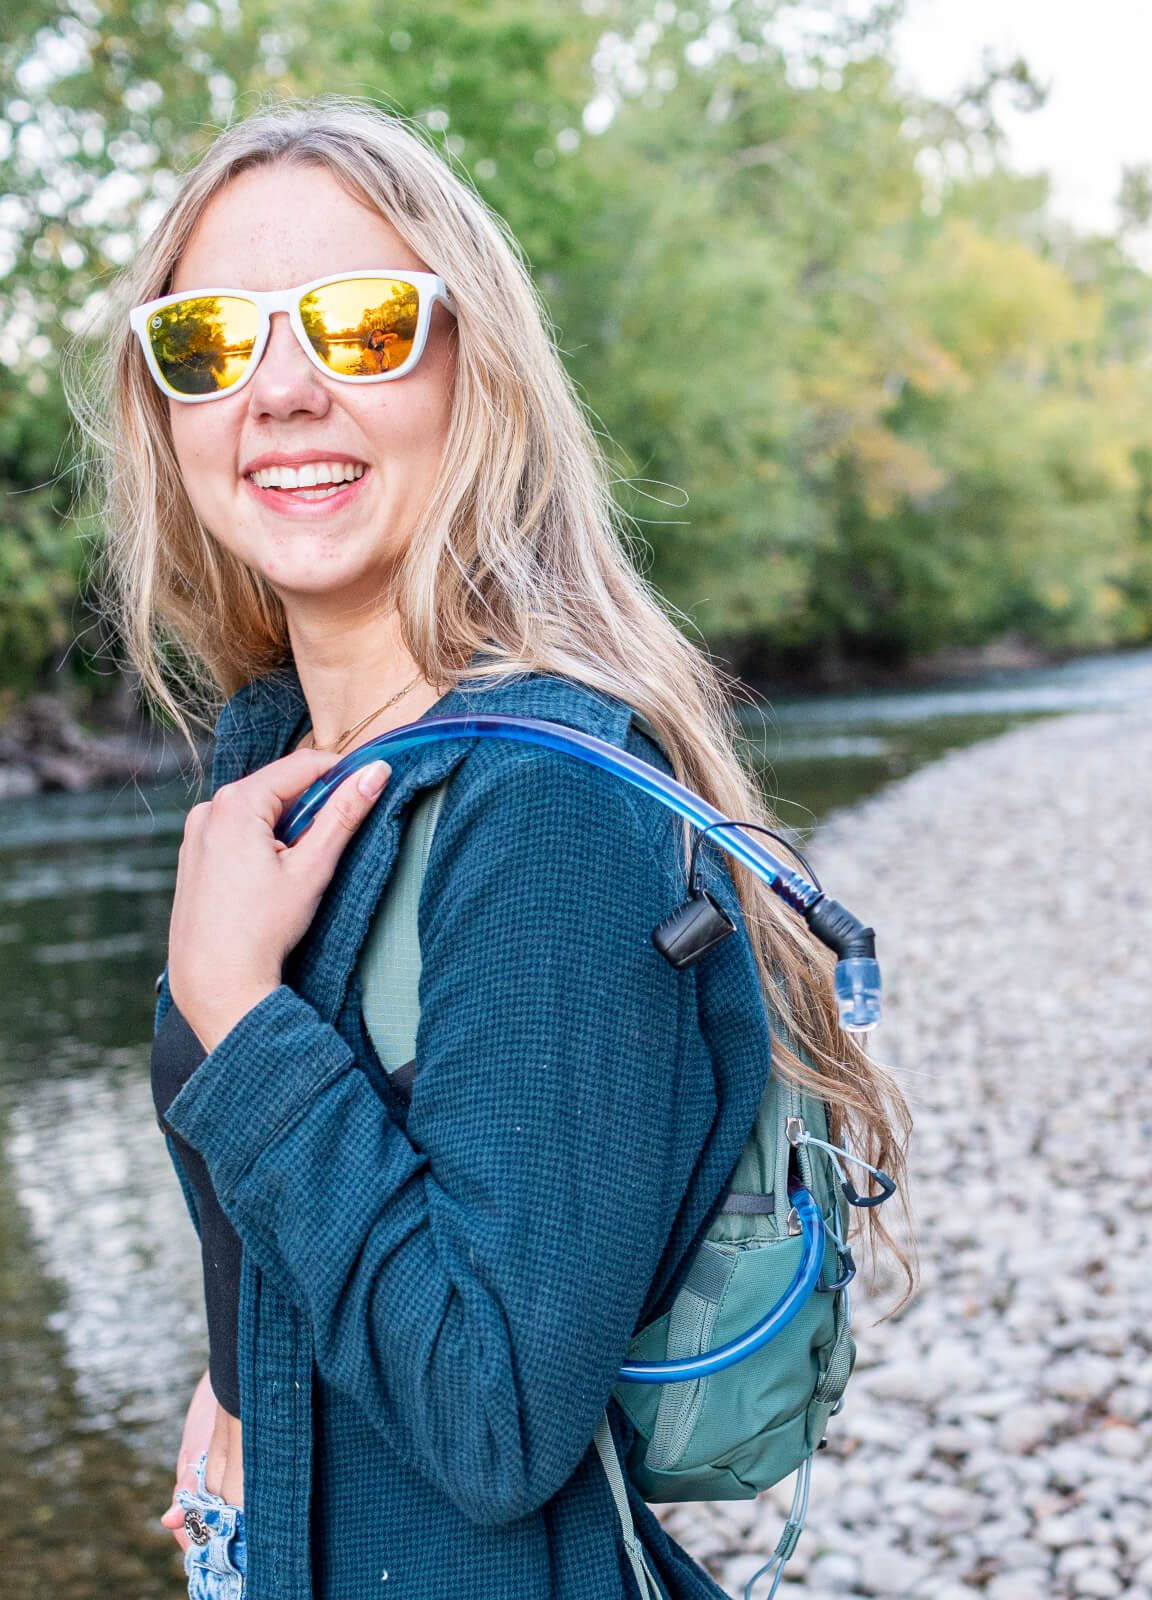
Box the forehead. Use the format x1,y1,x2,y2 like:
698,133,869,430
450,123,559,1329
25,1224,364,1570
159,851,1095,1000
170,161,428,292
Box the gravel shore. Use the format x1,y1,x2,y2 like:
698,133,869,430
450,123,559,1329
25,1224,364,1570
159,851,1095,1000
655,699,1152,1600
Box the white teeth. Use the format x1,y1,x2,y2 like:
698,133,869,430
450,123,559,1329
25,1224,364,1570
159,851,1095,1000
250,461,366,490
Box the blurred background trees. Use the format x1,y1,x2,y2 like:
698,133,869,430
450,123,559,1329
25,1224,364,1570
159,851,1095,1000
3,0,1152,705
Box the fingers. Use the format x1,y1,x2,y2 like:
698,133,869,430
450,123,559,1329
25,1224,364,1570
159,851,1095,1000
205,747,346,834
161,1496,191,1551
284,759,392,873
250,745,346,804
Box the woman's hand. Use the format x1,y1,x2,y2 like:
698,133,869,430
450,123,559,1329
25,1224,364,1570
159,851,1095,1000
159,1368,218,1552
167,749,391,1053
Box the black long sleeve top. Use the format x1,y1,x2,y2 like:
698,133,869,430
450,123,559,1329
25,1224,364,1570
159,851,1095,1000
151,984,243,1418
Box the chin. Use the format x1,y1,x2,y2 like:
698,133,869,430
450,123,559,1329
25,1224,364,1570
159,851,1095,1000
266,557,398,605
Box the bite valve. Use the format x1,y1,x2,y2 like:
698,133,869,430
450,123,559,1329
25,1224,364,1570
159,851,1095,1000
833,957,882,1033
804,895,882,1032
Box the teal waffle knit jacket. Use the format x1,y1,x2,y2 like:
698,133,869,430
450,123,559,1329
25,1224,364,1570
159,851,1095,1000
155,651,773,1600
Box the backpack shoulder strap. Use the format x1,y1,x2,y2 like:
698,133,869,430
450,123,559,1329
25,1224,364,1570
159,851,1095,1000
358,778,450,1085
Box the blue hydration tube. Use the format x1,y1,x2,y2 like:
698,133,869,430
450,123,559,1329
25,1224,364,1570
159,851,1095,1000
276,712,871,1381
276,713,881,1033
618,1185,825,1383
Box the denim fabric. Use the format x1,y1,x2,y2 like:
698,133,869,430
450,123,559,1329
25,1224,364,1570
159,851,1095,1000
175,1450,247,1599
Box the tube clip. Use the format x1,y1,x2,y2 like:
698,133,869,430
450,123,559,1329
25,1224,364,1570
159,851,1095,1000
651,889,736,969
786,1117,897,1209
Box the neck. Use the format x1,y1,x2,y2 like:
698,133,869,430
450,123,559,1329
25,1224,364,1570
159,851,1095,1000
286,610,443,749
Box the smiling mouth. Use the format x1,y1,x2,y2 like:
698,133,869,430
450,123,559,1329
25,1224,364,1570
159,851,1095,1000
247,461,367,501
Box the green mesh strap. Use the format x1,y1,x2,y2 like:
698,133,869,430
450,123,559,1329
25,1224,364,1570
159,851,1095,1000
358,781,449,1075
804,1288,855,1457
644,1243,737,1472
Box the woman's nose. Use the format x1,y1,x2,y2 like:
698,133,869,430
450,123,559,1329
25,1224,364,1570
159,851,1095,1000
246,309,330,419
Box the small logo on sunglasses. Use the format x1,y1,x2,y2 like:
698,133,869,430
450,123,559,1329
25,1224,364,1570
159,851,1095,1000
151,315,162,329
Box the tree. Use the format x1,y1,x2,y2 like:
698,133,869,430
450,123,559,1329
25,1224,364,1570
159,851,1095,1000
3,0,1152,696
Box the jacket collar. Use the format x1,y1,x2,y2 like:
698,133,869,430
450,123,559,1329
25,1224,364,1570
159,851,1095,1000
209,650,640,1022
210,648,637,788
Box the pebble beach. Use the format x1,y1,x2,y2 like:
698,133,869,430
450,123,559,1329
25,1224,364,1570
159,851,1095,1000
656,698,1152,1600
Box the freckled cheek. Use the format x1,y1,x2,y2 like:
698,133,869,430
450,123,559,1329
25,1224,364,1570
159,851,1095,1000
169,412,236,499
169,416,245,535
361,390,451,479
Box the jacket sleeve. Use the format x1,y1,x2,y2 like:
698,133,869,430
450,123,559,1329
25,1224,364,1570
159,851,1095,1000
160,739,718,1525
154,973,203,1241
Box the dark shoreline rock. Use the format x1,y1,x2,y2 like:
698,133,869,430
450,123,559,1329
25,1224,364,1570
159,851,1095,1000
729,632,1114,697
0,693,213,797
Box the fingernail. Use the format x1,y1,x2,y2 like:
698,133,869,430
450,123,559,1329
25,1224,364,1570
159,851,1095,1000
357,760,391,798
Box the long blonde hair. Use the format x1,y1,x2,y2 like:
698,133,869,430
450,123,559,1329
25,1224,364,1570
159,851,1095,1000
66,94,913,1293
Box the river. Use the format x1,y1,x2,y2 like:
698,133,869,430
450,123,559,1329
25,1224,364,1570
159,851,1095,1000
1,645,1149,1595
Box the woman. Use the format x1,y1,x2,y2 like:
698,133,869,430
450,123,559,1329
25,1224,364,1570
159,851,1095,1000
67,97,911,1599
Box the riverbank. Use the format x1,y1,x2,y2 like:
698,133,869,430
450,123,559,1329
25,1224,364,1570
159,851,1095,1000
657,696,1152,1599
728,632,1118,697
0,691,211,798
0,640,1146,796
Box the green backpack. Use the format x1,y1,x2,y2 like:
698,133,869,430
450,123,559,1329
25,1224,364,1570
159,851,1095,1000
359,761,856,1600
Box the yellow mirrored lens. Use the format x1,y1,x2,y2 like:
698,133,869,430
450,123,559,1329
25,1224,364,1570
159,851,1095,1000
300,278,419,376
147,296,259,395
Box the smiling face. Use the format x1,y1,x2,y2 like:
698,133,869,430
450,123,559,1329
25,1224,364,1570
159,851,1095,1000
165,161,457,620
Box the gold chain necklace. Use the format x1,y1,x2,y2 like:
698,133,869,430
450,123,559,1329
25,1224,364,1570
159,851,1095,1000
301,671,423,754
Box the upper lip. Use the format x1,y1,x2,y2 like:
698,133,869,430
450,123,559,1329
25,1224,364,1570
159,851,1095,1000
241,450,369,477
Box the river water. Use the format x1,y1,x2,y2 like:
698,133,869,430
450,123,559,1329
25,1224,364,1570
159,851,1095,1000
1,645,1149,1595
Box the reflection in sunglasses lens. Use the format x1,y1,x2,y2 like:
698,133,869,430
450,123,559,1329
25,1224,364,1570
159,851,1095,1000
300,278,419,376
147,296,259,395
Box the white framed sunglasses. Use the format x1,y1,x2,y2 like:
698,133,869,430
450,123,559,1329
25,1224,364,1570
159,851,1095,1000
128,269,458,402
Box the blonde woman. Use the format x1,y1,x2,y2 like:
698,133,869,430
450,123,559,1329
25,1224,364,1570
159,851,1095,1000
68,97,911,1600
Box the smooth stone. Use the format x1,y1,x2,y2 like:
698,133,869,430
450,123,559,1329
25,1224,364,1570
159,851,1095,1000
984,1576,1050,1600
863,1367,951,1406
996,1404,1066,1453
1098,1425,1144,1459
1072,1568,1123,1598
1040,1358,1117,1404
806,1553,862,1592
1108,1386,1152,1423
855,1547,932,1595
1055,1545,1118,1577
1035,1514,1094,1549
916,1487,985,1531
942,1389,1031,1421
998,1540,1051,1570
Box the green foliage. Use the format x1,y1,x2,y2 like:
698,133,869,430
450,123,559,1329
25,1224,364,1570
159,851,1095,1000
548,2,1152,663
2,0,1152,694
0,365,87,691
